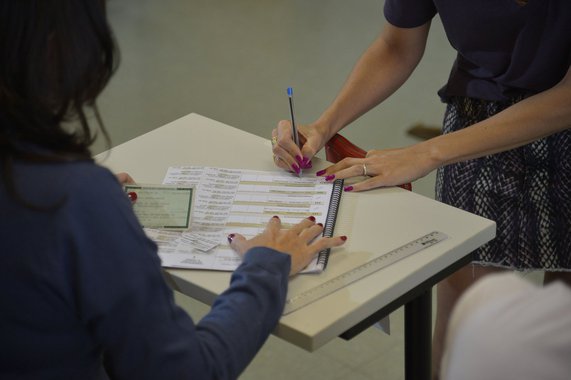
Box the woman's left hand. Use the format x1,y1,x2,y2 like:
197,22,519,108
319,144,437,192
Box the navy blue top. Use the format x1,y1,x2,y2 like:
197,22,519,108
384,0,571,101
0,159,291,380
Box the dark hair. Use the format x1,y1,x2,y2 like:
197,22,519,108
0,0,118,206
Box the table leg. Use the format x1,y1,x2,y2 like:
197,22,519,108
405,289,431,380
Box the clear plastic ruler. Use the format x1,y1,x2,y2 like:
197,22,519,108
283,231,448,315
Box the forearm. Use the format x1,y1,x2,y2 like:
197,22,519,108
315,22,430,139
195,248,290,379
423,68,571,167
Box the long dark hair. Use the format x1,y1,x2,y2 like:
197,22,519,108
0,0,118,206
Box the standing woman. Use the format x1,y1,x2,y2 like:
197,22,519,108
0,1,345,379
271,1,571,378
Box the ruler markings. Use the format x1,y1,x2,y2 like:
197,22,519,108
283,231,448,315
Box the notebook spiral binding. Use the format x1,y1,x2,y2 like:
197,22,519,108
317,178,344,270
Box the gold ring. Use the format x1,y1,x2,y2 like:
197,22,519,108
362,164,368,176
271,136,277,146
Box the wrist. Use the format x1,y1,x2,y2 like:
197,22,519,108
311,115,340,144
416,137,446,172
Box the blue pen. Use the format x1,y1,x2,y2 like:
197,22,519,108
287,87,300,149
287,87,302,176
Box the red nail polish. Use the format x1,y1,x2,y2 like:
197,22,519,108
127,192,138,202
295,155,303,163
317,223,323,227
316,169,326,176
344,186,353,192
308,216,316,222
227,233,235,243
325,174,335,181
340,236,348,241
272,215,280,219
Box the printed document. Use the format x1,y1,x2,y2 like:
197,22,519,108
145,166,335,273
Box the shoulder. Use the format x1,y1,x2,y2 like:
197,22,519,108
63,161,121,199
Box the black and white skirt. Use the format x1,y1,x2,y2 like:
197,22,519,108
435,97,571,271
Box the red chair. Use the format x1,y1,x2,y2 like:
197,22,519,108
324,133,412,191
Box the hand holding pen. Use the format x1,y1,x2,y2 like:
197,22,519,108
271,87,329,175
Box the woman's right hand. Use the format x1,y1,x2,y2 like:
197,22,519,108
228,216,347,275
271,120,330,174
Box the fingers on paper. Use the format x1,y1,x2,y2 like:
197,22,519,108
309,235,347,253
228,233,247,255
289,216,316,235
298,221,324,242
264,215,282,235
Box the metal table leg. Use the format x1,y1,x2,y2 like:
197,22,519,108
405,289,432,380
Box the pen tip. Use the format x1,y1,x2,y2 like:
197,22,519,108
287,87,293,96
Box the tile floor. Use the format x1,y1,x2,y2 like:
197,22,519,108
97,1,543,379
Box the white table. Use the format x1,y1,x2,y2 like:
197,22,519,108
97,113,496,380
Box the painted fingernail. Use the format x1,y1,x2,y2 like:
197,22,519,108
303,160,313,169
295,155,303,164
292,163,300,174
307,216,316,222
340,236,348,241
344,186,353,192
127,191,138,202
227,233,235,243
316,169,326,176
325,174,335,181
302,156,310,166
317,223,323,227
272,215,280,220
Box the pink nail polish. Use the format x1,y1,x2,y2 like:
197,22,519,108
344,186,353,192
325,174,335,181
292,163,300,174
316,169,326,176
295,155,303,163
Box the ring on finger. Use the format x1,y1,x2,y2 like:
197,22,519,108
362,163,368,176
271,136,277,146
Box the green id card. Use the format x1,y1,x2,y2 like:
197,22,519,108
124,184,193,229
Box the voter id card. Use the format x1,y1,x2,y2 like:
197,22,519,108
124,184,194,229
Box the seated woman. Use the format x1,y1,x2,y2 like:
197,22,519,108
0,1,345,379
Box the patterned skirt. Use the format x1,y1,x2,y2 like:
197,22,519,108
435,97,571,271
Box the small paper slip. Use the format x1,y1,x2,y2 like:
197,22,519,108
124,184,194,229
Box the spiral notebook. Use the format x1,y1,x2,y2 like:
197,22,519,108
145,166,343,274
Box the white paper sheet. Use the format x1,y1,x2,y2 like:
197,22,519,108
149,166,335,273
